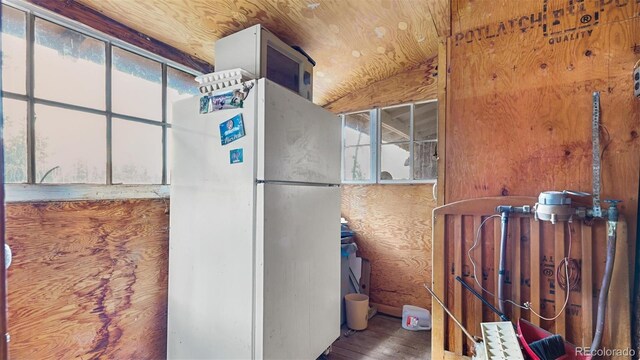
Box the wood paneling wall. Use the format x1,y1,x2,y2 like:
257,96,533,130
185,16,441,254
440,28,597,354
5,199,169,359
341,185,436,312
445,1,639,240
442,0,639,356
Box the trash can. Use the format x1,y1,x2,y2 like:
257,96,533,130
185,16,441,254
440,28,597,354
345,293,369,330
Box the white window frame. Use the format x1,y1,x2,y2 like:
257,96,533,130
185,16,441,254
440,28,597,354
340,99,438,185
2,0,200,200
340,108,377,184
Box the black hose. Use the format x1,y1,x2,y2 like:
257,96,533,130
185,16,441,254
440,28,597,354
590,222,617,353
455,276,510,322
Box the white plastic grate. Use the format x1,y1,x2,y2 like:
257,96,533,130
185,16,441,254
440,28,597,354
480,322,524,360
194,68,256,94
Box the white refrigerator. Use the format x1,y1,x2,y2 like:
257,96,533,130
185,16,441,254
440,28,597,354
168,79,341,359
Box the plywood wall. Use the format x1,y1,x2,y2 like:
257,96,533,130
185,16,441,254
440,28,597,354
445,0,639,233
5,199,169,359
341,185,436,311
442,0,639,355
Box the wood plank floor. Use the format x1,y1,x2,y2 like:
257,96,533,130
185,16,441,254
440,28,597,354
322,315,431,360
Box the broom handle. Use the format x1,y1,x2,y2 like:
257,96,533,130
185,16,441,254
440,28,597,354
455,276,510,322
424,283,477,343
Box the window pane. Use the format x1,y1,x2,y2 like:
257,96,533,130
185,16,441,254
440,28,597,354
113,47,161,120
414,102,438,141
414,141,437,180
344,112,371,146
112,119,162,184
343,145,370,181
380,105,410,143
380,142,410,180
1,5,26,94
34,18,106,109
167,66,198,123
35,104,106,183
3,98,28,183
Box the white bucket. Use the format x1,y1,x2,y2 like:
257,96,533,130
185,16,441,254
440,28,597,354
402,305,431,331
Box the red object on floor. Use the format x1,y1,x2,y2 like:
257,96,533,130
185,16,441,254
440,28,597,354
517,319,591,360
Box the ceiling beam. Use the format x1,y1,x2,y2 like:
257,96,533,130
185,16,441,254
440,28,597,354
26,0,213,74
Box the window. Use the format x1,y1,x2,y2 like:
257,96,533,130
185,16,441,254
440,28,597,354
340,101,438,183
342,110,375,182
1,4,200,185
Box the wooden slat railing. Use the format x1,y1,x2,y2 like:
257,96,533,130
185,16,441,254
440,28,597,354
431,196,632,360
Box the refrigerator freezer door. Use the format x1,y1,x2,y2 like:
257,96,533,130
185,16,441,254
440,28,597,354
168,84,258,359
257,79,341,185
256,183,341,359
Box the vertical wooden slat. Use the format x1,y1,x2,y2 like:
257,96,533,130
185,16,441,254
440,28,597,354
436,37,448,207
472,216,483,332
493,217,501,322
554,223,566,338
512,218,521,321
453,215,463,355
530,220,541,327
581,224,593,347
432,211,446,360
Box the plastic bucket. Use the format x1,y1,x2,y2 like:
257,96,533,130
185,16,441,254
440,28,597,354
345,293,369,330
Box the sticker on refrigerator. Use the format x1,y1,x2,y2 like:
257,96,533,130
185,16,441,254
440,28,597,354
199,82,254,114
219,114,246,145
230,148,243,164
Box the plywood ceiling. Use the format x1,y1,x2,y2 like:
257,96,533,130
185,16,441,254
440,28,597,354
75,0,448,106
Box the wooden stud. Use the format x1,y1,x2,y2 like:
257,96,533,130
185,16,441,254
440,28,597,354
493,215,502,322
512,218,521,321
432,211,446,360
554,224,566,338
436,38,448,207
453,215,463,356
472,216,483,332
530,219,541,327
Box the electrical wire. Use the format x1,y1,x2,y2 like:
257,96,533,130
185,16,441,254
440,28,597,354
468,217,577,318
527,222,574,321
468,215,528,310
634,58,640,69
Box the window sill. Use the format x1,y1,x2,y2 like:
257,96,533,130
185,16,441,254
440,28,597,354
341,179,436,185
5,184,169,203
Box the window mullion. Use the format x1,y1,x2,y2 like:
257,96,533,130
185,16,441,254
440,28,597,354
106,43,113,185
374,109,380,183
161,63,167,185
340,114,345,183
26,11,35,184
409,103,415,181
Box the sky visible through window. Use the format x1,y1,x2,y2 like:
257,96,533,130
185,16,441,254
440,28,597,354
1,4,200,184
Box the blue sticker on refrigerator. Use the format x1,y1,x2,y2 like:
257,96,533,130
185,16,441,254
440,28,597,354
219,114,246,145
230,148,243,164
